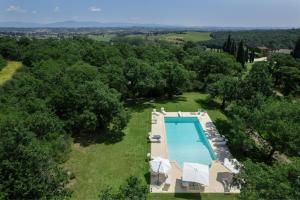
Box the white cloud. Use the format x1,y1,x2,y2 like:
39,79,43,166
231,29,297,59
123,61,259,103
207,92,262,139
89,6,101,12
6,5,27,13
54,6,60,12
32,10,37,14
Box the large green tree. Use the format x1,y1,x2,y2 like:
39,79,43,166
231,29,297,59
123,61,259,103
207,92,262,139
235,159,300,200
158,61,192,98
0,115,70,199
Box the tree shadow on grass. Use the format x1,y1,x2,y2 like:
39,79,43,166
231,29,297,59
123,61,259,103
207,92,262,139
144,172,150,185
195,97,220,111
154,96,187,105
125,96,187,113
72,129,125,147
174,193,202,199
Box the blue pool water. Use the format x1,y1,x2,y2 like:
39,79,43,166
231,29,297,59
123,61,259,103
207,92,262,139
164,117,216,167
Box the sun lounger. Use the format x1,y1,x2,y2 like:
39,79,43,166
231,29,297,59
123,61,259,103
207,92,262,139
181,179,189,188
152,109,160,116
178,111,182,117
214,141,227,146
161,107,167,115
212,137,228,142
148,136,160,143
148,133,161,139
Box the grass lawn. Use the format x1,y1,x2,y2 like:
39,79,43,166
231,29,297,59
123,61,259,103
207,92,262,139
65,92,235,200
0,61,22,86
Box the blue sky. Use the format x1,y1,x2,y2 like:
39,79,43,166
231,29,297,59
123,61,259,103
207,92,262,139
0,0,300,27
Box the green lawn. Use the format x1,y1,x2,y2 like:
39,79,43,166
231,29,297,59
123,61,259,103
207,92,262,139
0,61,22,86
65,92,234,200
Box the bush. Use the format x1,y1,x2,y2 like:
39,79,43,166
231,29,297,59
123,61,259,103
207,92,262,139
99,176,148,200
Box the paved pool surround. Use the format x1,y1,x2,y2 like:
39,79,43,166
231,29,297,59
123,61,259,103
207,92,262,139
150,111,240,193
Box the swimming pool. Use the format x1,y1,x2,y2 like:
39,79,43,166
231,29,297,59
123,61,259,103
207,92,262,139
164,117,216,167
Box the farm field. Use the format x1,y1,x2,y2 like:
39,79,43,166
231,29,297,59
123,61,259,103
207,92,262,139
88,32,212,43
88,34,116,42
65,92,232,200
0,61,22,86
127,32,212,43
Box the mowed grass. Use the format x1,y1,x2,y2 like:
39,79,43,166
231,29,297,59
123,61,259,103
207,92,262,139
65,92,234,200
0,61,22,86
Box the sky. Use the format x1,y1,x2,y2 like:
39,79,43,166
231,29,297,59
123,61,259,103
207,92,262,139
0,0,300,27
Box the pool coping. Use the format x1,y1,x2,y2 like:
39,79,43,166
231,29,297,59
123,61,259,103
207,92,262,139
150,111,240,193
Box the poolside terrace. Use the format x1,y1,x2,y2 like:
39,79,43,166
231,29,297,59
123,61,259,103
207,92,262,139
149,110,240,193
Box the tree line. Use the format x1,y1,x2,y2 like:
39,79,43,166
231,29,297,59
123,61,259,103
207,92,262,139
200,29,300,49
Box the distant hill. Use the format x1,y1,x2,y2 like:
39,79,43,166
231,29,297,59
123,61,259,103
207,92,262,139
0,21,298,30
0,21,185,28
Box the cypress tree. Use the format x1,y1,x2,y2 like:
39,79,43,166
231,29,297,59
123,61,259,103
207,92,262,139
230,40,236,56
245,48,249,63
293,37,300,59
237,41,245,67
250,49,255,63
223,34,232,53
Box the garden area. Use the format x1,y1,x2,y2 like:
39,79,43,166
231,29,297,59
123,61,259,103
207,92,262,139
65,92,235,200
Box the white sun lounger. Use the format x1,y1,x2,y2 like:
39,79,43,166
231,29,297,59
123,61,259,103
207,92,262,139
161,107,167,115
181,178,189,188
214,141,227,146
148,133,161,139
178,111,182,117
148,136,160,143
152,109,160,116
212,138,228,142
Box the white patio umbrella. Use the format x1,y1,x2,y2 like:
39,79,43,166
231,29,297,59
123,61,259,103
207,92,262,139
150,157,171,174
150,157,171,184
182,162,209,186
224,158,240,174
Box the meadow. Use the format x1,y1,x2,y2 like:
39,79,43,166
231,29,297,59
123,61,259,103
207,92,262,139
0,61,22,86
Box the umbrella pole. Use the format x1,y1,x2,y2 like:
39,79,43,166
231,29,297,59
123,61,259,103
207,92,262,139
157,161,162,185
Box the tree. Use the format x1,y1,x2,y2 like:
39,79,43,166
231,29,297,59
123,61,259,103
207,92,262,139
244,48,249,63
0,55,7,71
292,37,300,59
158,61,192,98
230,40,236,56
99,176,148,200
244,62,274,97
252,99,300,159
249,49,255,63
235,159,300,200
236,41,245,67
207,75,239,110
0,115,70,199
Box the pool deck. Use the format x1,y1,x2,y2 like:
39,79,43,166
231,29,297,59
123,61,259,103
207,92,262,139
150,111,240,193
